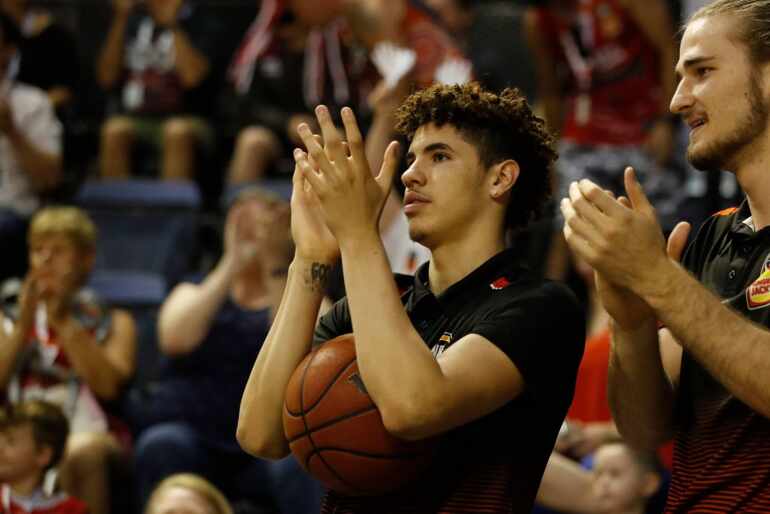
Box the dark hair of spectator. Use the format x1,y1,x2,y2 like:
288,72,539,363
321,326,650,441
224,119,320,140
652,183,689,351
0,12,22,48
0,400,70,471
394,82,557,231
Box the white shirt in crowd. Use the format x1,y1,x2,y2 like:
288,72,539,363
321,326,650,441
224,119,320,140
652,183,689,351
0,82,62,217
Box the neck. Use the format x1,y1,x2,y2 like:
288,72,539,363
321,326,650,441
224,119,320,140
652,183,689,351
732,129,770,229
8,473,43,497
230,271,268,310
428,230,504,296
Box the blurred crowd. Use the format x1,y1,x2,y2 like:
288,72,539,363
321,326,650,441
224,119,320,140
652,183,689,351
0,0,735,513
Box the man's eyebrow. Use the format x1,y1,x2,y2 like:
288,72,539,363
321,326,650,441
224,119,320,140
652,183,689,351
405,142,454,162
676,55,716,77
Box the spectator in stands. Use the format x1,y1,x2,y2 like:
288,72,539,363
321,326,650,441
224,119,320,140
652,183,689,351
0,400,88,514
97,0,218,181
132,188,322,512
0,0,79,115
0,13,62,283
525,0,681,279
145,474,232,514
0,206,137,514
226,3,363,185
424,0,537,97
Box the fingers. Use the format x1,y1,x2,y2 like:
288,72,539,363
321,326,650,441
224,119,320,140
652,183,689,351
575,179,627,217
623,167,654,214
340,107,368,172
293,148,326,196
375,141,400,195
568,182,608,229
560,198,602,256
667,221,692,262
314,105,347,171
297,121,335,179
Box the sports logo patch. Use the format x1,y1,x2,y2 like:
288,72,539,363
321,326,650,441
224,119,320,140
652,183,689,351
431,331,454,359
490,277,511,290
747,253,770,310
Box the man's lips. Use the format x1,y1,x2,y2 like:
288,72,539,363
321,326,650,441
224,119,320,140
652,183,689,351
404,191,430,212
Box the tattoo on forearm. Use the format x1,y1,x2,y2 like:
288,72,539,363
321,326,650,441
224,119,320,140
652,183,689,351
305,262,332,292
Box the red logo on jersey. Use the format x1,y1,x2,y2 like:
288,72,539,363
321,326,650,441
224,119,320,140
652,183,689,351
490,277,511,290
747,253,770,310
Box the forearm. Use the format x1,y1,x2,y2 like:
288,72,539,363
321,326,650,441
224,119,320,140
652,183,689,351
0,329,27,389
158,259,232,354
644,261,770,419
608,319,676,449
59,334,129,401
237,257,329,458
97,15,129,89
8,128,61,191
339,233,443,430
171,28,210,89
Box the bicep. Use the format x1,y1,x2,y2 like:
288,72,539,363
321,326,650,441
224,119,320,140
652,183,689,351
103,309,137,380
659,328,682,391
431,333,524,432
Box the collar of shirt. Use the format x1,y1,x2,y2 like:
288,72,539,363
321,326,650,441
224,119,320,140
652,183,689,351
405,248,524,317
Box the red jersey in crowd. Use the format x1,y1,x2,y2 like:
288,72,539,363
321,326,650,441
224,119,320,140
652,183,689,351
1,485,87,514
535,0,662,146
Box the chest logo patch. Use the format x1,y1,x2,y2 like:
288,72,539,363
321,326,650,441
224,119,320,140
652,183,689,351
746,253,770,310
431,332,454,359
490,277,511,290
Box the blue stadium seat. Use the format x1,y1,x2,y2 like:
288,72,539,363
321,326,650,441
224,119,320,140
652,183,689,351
76,179,201,287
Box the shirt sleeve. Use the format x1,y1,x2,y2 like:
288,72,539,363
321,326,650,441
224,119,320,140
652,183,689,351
13,87,62,156
470,281,585,396
313,297,353,346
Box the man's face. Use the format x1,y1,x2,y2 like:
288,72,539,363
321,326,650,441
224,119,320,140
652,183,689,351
671,15,770,172
0,424,47,483
401,123,491,248
28,234,91,299
591,444,651,514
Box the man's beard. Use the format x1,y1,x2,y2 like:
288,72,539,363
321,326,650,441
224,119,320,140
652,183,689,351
688,72,770,171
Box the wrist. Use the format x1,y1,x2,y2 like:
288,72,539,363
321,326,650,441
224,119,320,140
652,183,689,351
338,227,380,255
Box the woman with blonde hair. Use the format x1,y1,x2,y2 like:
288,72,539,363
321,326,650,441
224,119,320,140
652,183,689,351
145,473,233,514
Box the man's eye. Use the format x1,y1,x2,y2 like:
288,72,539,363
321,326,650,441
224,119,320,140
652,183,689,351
697,67,712,78
433,153,448,162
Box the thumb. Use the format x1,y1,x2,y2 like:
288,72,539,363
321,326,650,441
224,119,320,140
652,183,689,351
375,141,400,195
667,221,692,262
623,167,654,215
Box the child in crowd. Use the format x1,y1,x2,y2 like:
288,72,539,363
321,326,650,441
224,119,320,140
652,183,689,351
145,474,232,514
592,439,662,514
0,400,87,514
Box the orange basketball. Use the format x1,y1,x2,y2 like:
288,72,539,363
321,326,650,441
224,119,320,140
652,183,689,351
283,334,435,496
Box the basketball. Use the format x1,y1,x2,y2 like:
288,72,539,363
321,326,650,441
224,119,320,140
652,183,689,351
283,333,435,496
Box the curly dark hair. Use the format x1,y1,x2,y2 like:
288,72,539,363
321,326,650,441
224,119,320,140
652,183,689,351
394,82,557,231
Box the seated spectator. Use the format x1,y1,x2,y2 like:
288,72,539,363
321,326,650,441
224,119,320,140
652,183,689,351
131,187,322,512
592,439,662,514
0,12,62,282
424,0,537,97
0,400,87,514
0,0,79,115
97,0,219,181
226,4,363,185
0,206,137,514
537,438,663,514
145,474,232,514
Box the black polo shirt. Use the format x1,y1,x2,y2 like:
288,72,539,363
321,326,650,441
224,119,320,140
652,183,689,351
314,248,585,513
668,202,770,512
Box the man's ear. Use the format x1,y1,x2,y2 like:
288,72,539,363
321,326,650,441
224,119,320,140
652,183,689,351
641,471,662,499
489,159,520,200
